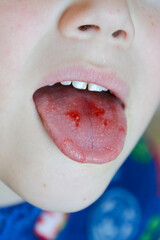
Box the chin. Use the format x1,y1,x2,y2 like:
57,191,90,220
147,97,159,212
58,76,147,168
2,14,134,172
25,192,101,213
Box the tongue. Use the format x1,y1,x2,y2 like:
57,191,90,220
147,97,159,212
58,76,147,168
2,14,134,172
33,84,127,164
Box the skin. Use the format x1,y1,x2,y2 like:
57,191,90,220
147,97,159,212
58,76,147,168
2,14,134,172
0,0,160,212
146,105,160,148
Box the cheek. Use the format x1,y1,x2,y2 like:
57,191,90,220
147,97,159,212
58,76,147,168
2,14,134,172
0,1,54,107
135,7,160,92
146,18,160,80
0,1,52,71
143,9,160,68
145,28,160,98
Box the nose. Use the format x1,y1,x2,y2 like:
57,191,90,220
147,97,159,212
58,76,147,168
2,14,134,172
58,0,134,49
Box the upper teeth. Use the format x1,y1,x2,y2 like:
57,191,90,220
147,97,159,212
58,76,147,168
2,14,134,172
50,81,108,92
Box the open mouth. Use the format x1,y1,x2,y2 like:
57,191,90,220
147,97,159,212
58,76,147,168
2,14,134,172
33,67,127,164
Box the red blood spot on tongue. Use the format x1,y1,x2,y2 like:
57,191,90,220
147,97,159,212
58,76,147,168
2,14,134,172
33,84,127,164
65,111,80,127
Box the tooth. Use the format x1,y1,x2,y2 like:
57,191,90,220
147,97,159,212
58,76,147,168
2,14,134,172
49,83,55,86
88,83,108,92
72,81,87,90
61,81,71,86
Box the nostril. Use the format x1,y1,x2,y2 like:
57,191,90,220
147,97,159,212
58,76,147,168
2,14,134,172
112,29,127,39
78,24,100,32
78,25,127,40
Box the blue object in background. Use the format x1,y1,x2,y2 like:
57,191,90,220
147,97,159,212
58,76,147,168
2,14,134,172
0,203,41,240
87,188,141,240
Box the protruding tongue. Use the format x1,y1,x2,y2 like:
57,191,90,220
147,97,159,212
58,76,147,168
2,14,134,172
33,84,127,164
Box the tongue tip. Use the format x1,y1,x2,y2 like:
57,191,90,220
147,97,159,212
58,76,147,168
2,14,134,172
61,147,123,164
61,138,87,163
60,137,125,164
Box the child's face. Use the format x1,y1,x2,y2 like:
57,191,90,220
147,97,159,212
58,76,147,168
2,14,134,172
0,0,160,212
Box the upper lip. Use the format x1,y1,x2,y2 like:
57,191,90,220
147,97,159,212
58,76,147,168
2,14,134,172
37,66,129,108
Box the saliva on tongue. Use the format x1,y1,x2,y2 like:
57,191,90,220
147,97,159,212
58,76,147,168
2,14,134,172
33,83,127,164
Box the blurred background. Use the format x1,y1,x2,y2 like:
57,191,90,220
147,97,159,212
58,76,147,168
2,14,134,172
145,104,160,149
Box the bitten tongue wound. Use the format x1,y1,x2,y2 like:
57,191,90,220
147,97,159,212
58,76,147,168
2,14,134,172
33,84,127,164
